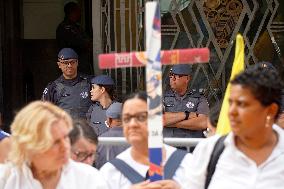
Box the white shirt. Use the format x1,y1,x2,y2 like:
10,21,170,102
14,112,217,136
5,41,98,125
0,159,108,189
185,125,284,189
100,144,192,189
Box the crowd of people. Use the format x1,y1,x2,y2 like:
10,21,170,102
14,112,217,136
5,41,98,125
1,43,284,188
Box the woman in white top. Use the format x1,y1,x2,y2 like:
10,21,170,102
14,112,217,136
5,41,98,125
0,101,107,189
185,63,284,189
100,92,192,189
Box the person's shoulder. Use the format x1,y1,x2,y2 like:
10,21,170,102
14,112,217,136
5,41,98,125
66,160,100,176
57,20,74,30
53,75,65,84
44,76,63,90
186,89,205,98
99,148,129,171
164,90,175,97
192,135,224,159
66,160,108,188
79,73,92,80
164,144,192,161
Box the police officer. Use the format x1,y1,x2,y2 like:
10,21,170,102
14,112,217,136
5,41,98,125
87,75,117,136
163,64,209,138
96,102,128,169
42,48,92,119
56,2,92,74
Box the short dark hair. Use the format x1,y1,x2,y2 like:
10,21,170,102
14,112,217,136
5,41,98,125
122,91,147,108
64,2,79,17
231,62,283,118
69,119,98,145
209,102,221,128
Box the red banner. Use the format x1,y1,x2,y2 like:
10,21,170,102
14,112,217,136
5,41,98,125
99,48,210,69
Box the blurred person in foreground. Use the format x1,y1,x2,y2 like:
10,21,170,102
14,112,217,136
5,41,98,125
0,101,107,189
185,63,284,189
69,119,98,166
100,92,191,189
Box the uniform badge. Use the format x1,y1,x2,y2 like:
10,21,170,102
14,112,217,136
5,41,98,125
186,101,195,109
43,88,48,95
80,91,88,98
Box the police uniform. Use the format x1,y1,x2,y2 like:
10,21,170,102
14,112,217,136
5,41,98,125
87,75,116,136
42,75,92,119
163,64,209,138
163,89,209,138
95,102,128,168
42,48,92,119
86,102,112,136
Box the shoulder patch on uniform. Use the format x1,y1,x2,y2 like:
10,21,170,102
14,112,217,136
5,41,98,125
80,91,89,99
43,88,48,95
164,90,175,97
186,101,195,109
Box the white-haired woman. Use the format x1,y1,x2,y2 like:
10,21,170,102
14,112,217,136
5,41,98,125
0,101,107,189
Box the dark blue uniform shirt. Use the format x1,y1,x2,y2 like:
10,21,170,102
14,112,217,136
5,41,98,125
42,74,92,119
163,89,209,138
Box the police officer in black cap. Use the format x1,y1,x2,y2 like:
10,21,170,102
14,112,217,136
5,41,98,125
163,64,209,138
56,2,92,75
86,75,117,136
42,48,92,119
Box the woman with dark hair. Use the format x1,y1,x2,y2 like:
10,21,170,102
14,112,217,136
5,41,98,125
100,91,191,189
69,119,98,165
185,63,284,189
86,75,117,136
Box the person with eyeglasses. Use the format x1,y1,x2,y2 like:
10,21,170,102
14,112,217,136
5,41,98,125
100,92,192,189
42,48,92,119
0,101,107,189
0,129,10,164
69,119,98,166
163,64,209,139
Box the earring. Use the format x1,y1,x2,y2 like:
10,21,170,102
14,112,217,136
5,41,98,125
265,116,271,128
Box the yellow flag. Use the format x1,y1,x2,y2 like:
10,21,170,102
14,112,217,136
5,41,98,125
216,34,245,135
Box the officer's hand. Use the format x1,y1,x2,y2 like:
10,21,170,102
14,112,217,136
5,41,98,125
189,112,198,119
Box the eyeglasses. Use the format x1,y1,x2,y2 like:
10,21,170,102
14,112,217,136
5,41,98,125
58,59,78,66
169,73,188,80
72,150,96,162
122,112,148,124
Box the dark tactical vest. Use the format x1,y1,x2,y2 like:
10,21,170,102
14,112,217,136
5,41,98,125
55,78,92,118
